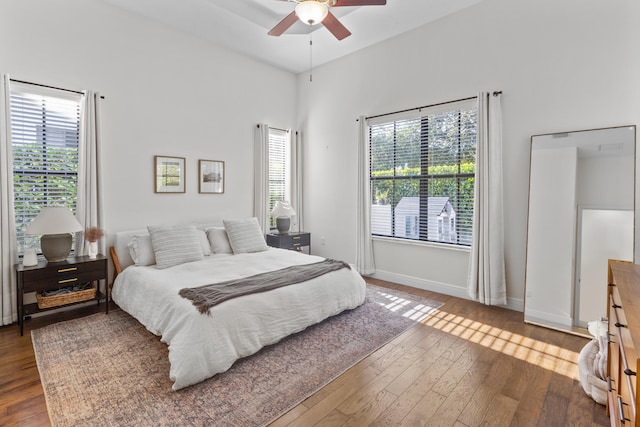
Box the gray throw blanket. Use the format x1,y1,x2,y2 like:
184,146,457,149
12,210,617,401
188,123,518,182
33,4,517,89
179,259,351,315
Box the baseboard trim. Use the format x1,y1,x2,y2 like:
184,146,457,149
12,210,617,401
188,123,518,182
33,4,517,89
368,269,524,312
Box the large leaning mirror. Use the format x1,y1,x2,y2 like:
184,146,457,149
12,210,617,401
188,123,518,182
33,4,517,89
524,125,636,336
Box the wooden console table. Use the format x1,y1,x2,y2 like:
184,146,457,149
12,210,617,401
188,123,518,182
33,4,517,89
607,260,640,426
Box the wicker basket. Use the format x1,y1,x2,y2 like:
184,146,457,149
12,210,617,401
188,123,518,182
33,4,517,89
36,288,96,309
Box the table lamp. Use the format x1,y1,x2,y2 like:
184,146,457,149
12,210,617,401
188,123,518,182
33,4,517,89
26,207,83,262
271,201,296,234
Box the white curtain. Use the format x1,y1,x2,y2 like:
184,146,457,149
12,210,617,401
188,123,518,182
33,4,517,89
254,124,270,233
467,92,506,305
75,91,105,256
290,130,304,232
356,116,375,274
0,75,18,325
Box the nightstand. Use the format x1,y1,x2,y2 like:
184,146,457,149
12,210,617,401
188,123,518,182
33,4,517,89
266,232,311,254
15,254,108,335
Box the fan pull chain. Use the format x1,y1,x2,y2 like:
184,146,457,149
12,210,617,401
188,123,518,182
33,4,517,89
309,26,313,82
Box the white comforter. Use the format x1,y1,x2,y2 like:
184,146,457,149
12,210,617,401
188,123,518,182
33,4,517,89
111,248,366,390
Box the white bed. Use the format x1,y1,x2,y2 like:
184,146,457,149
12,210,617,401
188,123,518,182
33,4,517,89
110,224,366,390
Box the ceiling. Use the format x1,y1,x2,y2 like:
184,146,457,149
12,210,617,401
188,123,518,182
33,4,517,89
99,0,485,74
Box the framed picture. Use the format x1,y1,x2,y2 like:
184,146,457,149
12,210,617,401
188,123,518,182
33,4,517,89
199,159,224,194
155,155,185,193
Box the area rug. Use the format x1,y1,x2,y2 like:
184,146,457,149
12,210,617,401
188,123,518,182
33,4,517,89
32,284,443,427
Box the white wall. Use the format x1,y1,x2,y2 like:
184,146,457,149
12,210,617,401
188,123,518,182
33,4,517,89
296,0,640,309
0,0,297,242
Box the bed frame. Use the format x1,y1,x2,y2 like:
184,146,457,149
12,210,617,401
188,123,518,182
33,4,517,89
110,246,122,278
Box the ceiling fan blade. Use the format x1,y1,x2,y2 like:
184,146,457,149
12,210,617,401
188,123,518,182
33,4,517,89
333,0,386,6
322,11,351,40
268,11,298,36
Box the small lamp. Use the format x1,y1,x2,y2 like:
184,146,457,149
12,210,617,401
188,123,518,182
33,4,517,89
26,207,83,263
271,201,297,234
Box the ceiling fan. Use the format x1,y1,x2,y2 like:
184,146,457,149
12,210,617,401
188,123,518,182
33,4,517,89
268,0,387,41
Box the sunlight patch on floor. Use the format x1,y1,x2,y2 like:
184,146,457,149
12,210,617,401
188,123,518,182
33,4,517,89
421,309,581,378
373,290,579,379
374,291,442,323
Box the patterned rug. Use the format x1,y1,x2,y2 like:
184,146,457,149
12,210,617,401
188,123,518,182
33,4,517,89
32,284,443,426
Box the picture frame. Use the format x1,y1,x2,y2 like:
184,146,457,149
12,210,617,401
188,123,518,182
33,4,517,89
198,159,224,194
154,155,186,193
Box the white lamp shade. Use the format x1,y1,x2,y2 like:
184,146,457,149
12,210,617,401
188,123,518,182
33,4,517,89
26,207,83,235
271,200,297,217
295,1,329,25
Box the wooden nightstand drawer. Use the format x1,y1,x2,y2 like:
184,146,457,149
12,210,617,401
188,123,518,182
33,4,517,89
22,269,105,293
20,258,104,278
266,232,311,253
21,258,107,292
281,233,310,248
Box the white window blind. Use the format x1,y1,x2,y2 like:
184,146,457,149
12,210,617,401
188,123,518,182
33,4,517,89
10,83,81,253
369,98,477,246
268,128,289,227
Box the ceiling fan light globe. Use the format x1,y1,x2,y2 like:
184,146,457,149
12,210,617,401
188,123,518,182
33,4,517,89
295,1,329,25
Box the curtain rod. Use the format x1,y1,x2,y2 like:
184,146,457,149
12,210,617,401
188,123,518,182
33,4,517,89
10,78,105,99
256,124,289,133
359,91,502,121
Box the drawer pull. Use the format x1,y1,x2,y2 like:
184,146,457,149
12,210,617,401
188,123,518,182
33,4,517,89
293,243,301,247
624,368,636,377
612,303,622,309
57,267,78,273
58,278,78,284
615,321,627,328
292,236,301,240
617,396,629,423
607,376,614,392
608,283,616,287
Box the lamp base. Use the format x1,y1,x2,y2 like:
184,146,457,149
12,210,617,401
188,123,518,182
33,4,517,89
41,233,73,263
276,216,291,234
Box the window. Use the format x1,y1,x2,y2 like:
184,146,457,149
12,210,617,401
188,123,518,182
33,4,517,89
10,83,82,254
268,128,290,227
369,98,477,246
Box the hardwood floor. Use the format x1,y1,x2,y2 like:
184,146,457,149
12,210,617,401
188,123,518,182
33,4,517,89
0,279,609,426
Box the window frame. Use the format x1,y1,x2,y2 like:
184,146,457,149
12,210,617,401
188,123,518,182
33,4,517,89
368,98,478,248
10,82,82,255
267,128,291,229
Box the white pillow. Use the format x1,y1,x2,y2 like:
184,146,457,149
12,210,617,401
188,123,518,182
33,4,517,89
206,227,233,254
223,218,268,254
147,224,205,269
197,229,212,256
127,234,156,266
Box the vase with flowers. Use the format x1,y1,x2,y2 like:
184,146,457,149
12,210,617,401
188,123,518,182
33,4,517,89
84,227,104,259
